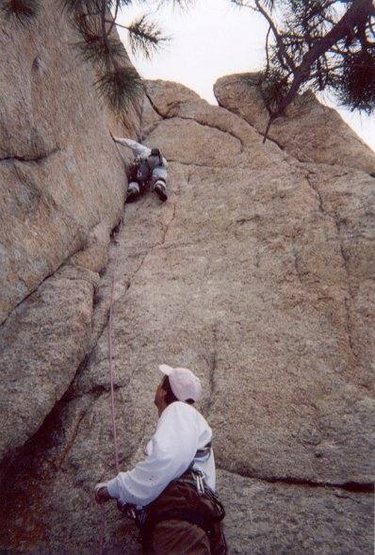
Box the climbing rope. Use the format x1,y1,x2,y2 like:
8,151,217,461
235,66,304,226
106,130,136,473
99,220,123,554
108,238,120,474
99,129,143,551
108,138,126,474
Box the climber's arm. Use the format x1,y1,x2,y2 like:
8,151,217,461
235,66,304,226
112,137,151,158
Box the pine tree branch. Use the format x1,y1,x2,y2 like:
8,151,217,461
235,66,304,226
255,0,297,72
127,14,168,59
107,0,119,35
100,0,109,70
272,0,375,119
260,0,375,141
265,25,271,73
105,18,127,30
96,66,143,112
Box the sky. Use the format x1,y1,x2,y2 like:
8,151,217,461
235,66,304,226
118,0,375,152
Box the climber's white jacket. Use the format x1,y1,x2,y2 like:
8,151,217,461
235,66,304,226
106,401,215,508
114,137,168,182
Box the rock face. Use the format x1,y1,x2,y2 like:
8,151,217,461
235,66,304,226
0,0,140,468
0,11,374,555
214,73,375,175
0,1,139,324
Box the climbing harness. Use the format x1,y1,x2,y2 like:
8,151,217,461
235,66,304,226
138,465,226,553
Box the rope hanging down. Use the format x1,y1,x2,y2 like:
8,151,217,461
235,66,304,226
99,222,123,555
108,137,129,475
98,134,138,552
108,235,120,475
108,140,124,474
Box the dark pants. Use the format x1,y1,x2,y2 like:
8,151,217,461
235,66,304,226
141,477,227,555
127,161,151,194
147,519,211,554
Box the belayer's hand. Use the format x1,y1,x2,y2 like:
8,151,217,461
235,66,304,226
94,482,112,504
117,501,137,520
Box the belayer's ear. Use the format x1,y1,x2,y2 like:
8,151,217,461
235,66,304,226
160,383,167,400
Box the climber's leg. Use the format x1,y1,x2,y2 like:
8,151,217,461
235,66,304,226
151,167,168,202
126,181,141,203
153,179,168,202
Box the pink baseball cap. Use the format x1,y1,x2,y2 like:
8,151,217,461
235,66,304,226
159,364,202,402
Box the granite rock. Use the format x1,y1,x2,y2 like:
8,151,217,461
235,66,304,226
1,78,373,553
0,0,141,470
0,0,141,324
214,73,375,175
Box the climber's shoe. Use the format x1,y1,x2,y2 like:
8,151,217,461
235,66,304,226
126,190,140,203
126,181,141,203
154,180,168,202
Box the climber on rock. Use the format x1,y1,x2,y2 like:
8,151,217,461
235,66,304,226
112,136,168,203
95,364,227,554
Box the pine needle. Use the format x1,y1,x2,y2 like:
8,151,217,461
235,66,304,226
0,0,39,23
337,49,375,114
127,14,169,59
96,66,144,112
77,33,128,67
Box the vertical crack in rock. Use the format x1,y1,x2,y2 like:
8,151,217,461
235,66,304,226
203,324,218,416
119,249,148,298
304,168,358,362
160,200,177,247
305,172,324,214
122,199,178,300
344,297,358,361
334,217,354,298
335,217,358,361
292,247,307,284
255,250,261,269
186,168,193,185
107,128,181,308
52,395,97,471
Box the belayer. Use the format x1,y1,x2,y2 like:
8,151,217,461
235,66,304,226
95,364,227,554
113,136,168,203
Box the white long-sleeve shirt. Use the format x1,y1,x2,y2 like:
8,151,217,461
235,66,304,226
106,401,215,508
114,137,168,169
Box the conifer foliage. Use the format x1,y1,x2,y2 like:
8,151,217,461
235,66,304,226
63,0,147,112
0,0,190,112
0,0,40,23
232,0,375,140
